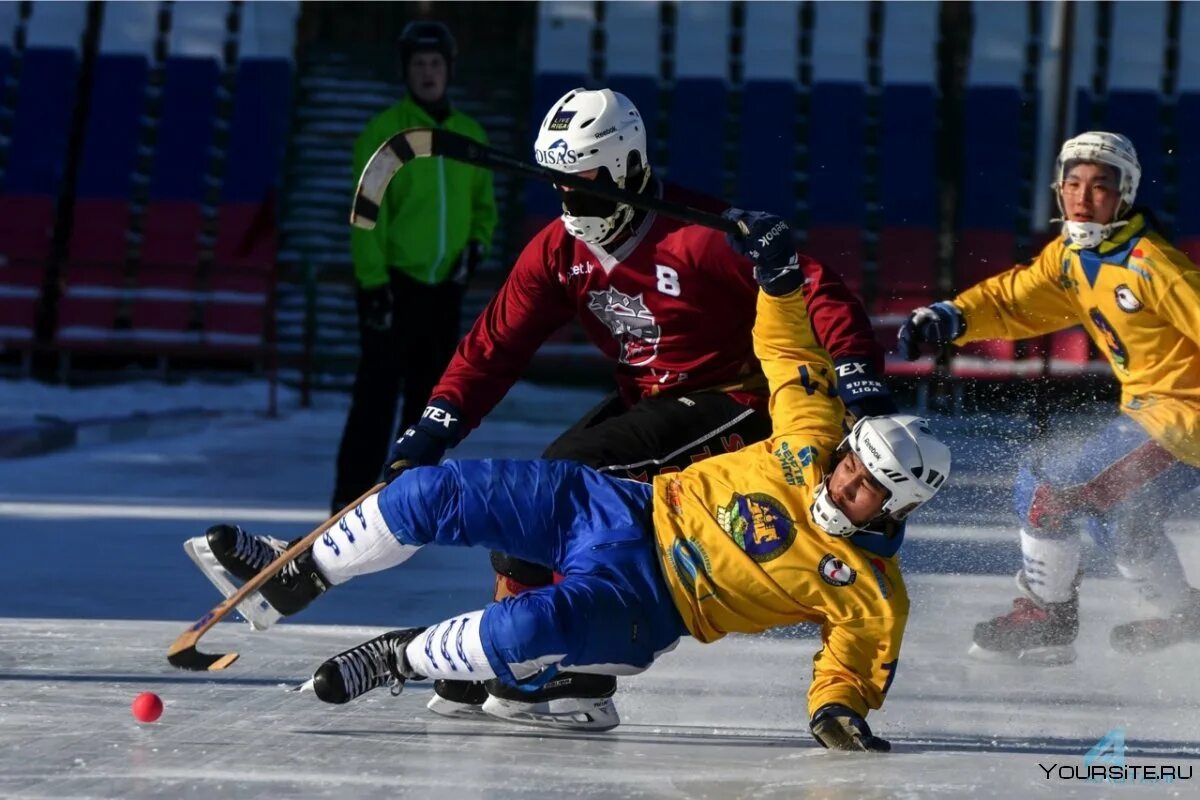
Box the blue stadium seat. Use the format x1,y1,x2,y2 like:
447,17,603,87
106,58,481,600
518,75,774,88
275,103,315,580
806,82,866,289
665,78,725,196
735,81,796,215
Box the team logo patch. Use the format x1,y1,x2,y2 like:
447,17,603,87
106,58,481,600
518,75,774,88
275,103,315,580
819,554,857,587
1088,307,1129,371
547,109,576,131
587,287,661,365
1114,284,1143,313
670,538,711,595
715,493,796,563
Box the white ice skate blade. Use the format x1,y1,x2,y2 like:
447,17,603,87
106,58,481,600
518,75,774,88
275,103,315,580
481,693,620,732
426,693,489,720
183,536,282,632
967,642,1076,666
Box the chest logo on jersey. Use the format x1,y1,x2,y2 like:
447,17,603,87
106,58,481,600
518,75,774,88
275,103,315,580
715,492,796,563
587,287,661,366
1114,284,1143,313
819,554,858,587
1088,307,1129,371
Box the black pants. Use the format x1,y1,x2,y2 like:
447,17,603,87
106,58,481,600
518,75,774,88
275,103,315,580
332,271,465,510
491,390,773,585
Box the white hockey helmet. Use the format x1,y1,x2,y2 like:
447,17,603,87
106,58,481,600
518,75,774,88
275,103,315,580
1053,131,1141,248
810,415,952,537
533,88,651,246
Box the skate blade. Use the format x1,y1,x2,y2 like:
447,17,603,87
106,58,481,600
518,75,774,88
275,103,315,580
183,536,282,632
426,693,490,720
967,642,1076,666
481,694,620,732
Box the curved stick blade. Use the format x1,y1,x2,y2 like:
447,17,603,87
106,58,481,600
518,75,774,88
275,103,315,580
350,129,434,229
167,644,240,671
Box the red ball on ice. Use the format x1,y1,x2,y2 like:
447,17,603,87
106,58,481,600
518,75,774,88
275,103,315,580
132,691,163,723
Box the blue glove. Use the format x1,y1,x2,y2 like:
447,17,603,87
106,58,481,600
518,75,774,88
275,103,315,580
810,703,891,752
383,399,463,482
834,359,897,421
896,302,965,361
721,208,804,296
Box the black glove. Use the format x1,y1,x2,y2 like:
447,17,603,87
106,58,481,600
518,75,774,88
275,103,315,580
896,302,964,361
834,359,897,421
810,704,891,752
383,399,463,482
721,208,804,297
360,283,394,333
451,241,484,286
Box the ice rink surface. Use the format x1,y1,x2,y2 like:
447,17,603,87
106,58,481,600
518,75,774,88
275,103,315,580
2,381,1198,798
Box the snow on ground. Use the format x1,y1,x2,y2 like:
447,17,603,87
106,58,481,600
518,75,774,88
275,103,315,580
1,378,1198,798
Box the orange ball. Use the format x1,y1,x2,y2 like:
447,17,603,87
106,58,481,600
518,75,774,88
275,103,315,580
132,691,163,723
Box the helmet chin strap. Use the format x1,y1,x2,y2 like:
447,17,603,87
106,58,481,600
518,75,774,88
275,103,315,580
1050,218,1130,249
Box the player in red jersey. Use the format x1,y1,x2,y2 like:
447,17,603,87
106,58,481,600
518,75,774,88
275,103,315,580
376,88,896,728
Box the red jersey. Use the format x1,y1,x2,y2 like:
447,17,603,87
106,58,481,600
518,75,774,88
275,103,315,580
433,184,881,434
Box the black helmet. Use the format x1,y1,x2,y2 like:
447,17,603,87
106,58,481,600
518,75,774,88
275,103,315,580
397,20,456,77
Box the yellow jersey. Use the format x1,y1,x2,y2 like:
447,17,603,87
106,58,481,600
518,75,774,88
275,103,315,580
651,288,908,718
952,214,1200,465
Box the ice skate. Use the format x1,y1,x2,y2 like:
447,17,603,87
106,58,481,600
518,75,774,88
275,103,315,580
426,680,490,719
311,628,427,704
184,524,328,630
968,574,1078,665
481,672,619,731
1111,590,1200,655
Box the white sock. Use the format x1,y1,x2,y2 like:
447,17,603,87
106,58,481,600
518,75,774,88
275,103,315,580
312,493,420,585
1020,527,1081,603
405,611,497,681
1117,537,1192,613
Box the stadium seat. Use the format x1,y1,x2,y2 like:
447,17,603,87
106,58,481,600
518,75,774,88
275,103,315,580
0,264,43,344
55,265,124,344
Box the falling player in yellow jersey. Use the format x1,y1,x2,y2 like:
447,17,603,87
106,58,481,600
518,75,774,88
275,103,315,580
216,209,952,750
899,131,1200,663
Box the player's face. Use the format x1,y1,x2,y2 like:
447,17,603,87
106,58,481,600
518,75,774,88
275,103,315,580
1060,162,1121,225
827,451,890,526
407,52,448,103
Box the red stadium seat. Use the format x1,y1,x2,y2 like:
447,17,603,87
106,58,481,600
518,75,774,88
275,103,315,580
141,201,202,268
1179,236,1200,265
129,264,199,342
203,266,274,349
876,227,938,312
0,263,42,343
0,195,56,266
953,229,1016,290
214,199,277,270
806,226,864,296
67,199,131,267
56,265,124,344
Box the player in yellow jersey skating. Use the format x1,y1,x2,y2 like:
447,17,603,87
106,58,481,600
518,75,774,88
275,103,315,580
899,132,1200,663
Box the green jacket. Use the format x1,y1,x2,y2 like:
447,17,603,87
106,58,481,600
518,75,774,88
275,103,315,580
351,95,497,287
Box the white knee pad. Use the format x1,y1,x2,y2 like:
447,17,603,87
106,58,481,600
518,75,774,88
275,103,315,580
312,493,420,585
1019,527,1081,603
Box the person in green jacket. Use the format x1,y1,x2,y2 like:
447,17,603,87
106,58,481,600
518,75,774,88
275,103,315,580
332,20,497,512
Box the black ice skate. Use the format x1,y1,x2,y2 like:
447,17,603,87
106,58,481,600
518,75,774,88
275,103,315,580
311,628,426,704
426,679,490,719
183,524,328,631
482,672,619,731
968,592,1079,666
1111,591,1200,655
